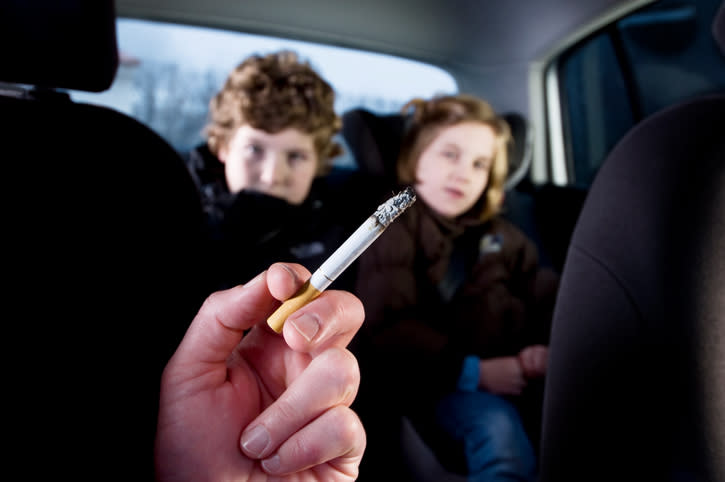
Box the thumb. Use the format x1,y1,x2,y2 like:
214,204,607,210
167,271,276,375
165,263,312,379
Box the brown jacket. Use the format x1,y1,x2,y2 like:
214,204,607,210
351,199,559,420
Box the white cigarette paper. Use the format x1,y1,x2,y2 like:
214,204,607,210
267,186,416,333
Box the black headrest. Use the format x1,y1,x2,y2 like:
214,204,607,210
714,1,725,56
341,107,532,191
501,112,533,190
0,0,119,92
341,108,406,186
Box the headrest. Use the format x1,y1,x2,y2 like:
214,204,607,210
714,1,725,56
501,112,533,191
341,108,406,185
341,107,533,191
0,0,119,92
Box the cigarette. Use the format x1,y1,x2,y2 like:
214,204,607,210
267,186,417,333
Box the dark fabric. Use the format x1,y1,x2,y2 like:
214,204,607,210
1,92,208,480
341,108,406,186
1,3,204,479
185,143,386,292
525,183,588,273
0,0,118,92
352,197,558,478
539,94,725,481
714,1,725,56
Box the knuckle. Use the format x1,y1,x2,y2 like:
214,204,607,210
332,292,364,329
329,406,362,443
274,395,304,425
320,348,360,403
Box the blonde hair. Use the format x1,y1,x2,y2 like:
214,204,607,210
397,94,511,221
204,50,342,174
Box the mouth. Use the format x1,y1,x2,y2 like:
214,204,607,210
443,187,464,198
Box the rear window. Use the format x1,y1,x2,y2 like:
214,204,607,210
71,18,458,154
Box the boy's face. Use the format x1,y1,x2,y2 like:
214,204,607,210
219,125,319,204
414,122,495,218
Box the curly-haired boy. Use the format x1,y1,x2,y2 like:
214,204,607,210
186,50,369,291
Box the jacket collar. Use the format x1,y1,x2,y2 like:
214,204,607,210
413,201,486,282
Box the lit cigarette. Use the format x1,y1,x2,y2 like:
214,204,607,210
267,186,417,333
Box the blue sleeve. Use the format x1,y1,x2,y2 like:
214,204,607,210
457,355,480,392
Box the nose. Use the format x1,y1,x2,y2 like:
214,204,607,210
451,159,472,182
259,152,288,186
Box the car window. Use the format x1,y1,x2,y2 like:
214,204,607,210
70,18,457,156
557,0,724,188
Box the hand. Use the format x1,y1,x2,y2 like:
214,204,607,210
517,344,548,379
155,263,366,481
478,356,527,396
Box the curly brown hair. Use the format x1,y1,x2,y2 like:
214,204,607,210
397,94,511,222
204,50,342,174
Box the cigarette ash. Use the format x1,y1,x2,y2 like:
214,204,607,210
373,186,416,227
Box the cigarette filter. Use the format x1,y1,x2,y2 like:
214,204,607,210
267,186,416,333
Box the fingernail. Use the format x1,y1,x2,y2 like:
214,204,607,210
279,263,296,278
290,313,320,341
261,454,281,474
241,425,270,457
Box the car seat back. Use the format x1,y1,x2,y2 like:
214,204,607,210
0,0,208,478
538,4,725,479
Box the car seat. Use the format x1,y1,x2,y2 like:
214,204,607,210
342,107,536,482
0,0,208,479
538,3,725,481
341,106,551,264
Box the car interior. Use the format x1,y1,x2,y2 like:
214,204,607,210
1,0,722,480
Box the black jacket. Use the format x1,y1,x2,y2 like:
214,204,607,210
185,143,383,292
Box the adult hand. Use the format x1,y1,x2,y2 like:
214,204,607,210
155,263,366,481
517,344,548,379
478,356,527,396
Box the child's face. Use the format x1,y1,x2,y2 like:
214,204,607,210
219,125,319,204
414,121,495,218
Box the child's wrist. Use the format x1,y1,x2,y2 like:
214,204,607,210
516,352,529,378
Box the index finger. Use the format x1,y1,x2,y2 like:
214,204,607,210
266,262,365,353
282,290,365,355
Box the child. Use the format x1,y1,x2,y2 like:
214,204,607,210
351,94,559,481
186,50,374,291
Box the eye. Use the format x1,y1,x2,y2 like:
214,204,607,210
442,149,458,160
287,150,309,164
473,159,489,170
245,143,264,160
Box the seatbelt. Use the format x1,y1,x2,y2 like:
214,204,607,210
436,227,505,302
436,233,481,302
